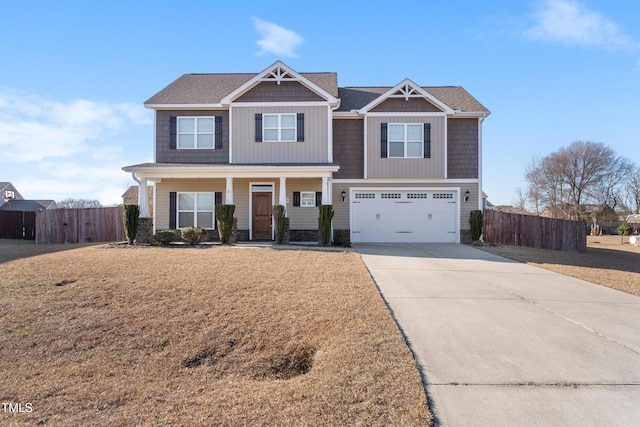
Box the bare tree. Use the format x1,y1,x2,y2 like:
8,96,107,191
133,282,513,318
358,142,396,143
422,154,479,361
57,198,103,208
625,165,640,214
523,141,631,219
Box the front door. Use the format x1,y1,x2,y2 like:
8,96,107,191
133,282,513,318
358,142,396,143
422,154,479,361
252,192,272,240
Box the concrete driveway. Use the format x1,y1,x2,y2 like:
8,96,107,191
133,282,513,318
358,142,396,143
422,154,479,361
356,243,640,427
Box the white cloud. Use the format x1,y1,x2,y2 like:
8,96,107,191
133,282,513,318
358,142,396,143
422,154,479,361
525,0,637,51
0,90,151,162
252,17,303,57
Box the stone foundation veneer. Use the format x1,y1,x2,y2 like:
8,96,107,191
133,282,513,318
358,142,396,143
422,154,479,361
136,218,153,244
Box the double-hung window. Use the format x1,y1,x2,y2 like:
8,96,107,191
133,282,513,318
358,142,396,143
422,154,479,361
177,117,214,149
300,192,316,207
177,192,214,229
388,123,424,158
263,113,296,142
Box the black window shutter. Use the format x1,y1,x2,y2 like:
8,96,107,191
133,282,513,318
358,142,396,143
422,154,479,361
169,116,177,149
169,192,177,229
315,192,322,207
214,116,222,149
215,192,222,205
423,123,431,159
380,123,388,158
255,114,263,142
293,192,301,207
297,113,304,142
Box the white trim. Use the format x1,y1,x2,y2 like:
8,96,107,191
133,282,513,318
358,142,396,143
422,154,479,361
249,182,275,240
152,184,157,234
443,117,448,179
229,101,332,108
176,116,216,149
365,112,447,117
153,111,157,161
363,115,368,179
229,106,233,163
262,113,297,142
225,177,234,204
221,61,339,105
348,186,461,244
327,106,333,162
333,178,478,184
300,191,316,207
387,123,424,159
478,116,484,211
333,111,362,119
176,191,216,230
359,78,454,114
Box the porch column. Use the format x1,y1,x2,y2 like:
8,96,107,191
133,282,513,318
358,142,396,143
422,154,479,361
131,171,150,218
279,177,287,215
225,177,234,204
321,176,330,204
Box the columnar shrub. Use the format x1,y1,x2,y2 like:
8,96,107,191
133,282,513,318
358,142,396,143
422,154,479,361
469,210,483,242
215,204,236,244
123,204,140,245
273,205,286,244
318,205,334,246
181,226,207,245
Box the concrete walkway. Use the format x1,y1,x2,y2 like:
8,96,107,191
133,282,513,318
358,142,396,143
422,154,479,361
356,243,640,427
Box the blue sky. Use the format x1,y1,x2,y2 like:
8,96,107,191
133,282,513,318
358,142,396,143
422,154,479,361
1,0,638,206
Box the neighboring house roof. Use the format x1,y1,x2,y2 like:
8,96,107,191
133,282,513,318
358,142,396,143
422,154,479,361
0,182,24,200
0,199,56,211
145,72,339,105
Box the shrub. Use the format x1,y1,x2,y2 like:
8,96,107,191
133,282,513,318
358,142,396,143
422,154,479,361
318,205,334,246
123,204,140,245
215,204,236,244
151,230,175,245
181,226,208,245
469,210,483,242
273,205,286,244
617,222,633,236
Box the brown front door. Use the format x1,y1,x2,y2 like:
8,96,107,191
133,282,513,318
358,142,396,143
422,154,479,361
252,192,272,240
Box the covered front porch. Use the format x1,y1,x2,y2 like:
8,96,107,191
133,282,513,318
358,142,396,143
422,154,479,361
122,163,339,242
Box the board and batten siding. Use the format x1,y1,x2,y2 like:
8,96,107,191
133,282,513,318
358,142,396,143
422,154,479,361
366,115,445,179
231,106,329,164
331,181,478,231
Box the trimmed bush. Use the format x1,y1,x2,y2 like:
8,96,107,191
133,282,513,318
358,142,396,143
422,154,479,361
470,210,483,242
318,205,334,246
181,227,207,245
215,204,236,244
151,230,175,246
123,204,140,245
273,205,286,244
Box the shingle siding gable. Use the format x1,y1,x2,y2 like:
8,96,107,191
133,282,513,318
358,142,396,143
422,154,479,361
447,118,479,179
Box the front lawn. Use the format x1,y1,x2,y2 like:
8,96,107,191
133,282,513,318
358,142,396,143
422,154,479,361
0,244,431,426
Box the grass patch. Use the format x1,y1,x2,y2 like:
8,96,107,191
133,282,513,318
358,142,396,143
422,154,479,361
0,244,431,426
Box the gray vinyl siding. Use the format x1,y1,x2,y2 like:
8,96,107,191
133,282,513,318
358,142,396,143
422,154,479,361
447,118,479,179
331,181,478,231
232,106,329,163
155,178,323,232
366,116,445,179
333,119,364,179
286,178,322,230
155,110,229,164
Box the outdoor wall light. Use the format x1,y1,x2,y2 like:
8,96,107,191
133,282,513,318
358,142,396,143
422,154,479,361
341,190,347,202
464,190,470,202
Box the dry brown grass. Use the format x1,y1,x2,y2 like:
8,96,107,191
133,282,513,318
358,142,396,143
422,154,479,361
0,243,431,426
478,235,640,296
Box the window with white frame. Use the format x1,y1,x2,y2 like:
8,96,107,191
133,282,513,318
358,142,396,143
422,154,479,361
300,191,316,207
388,123,423,158
177,117,215,149
177,192,214,229
263,113,296,142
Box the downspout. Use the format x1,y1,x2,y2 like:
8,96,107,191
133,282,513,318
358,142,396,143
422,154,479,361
130,169,150,218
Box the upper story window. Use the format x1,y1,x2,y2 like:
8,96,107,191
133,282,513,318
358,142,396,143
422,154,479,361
388,124,424,158
381,122,430,159
263,114,296,142
178,117,214,149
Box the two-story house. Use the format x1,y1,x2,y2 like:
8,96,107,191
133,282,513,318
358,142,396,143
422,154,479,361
123,61,489,244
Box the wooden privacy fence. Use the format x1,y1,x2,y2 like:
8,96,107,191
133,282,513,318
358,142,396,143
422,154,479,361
36,206,125,244
0,211,36,240
484,210,586,253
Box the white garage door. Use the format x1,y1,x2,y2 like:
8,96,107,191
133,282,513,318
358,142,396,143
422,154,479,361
350,190,458,243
